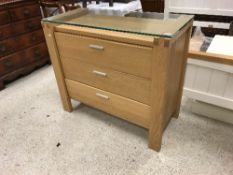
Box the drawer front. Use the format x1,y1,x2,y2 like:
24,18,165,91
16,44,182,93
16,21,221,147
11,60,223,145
9,4,41,21
62,58,151,105
0,17,42,41
66,79,151,128
55,32,152,79
0,11,11,25
0,43,48,76
0,30,45,57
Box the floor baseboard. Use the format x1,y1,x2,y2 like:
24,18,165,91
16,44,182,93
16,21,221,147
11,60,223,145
190,100,233,125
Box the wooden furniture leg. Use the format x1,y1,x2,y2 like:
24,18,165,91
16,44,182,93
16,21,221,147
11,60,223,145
94,0,113,7
57,4,64,14
42,24,72,112
109,0,113,7
229,21,233,36
40,4,49,17
149,38,170,151
83,0,87,7
0,80,4,90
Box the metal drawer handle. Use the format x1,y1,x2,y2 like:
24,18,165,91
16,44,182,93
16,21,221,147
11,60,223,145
23,9,30,16
93,70,107,77
89,44,104,50
96,93,109,100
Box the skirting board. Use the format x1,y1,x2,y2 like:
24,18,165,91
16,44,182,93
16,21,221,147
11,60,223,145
184,88,233,111
190,100,233,125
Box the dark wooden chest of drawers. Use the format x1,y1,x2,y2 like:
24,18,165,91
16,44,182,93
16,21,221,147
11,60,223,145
140,0,164,12
0,0,49,90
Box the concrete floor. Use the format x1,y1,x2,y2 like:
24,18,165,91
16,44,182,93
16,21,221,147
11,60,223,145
0,65,233,175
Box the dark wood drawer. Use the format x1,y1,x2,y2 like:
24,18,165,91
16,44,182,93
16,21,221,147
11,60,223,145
0,17,42,41
0,10,11,25
0,43,48,76
9,4,41,21
0,30,45,57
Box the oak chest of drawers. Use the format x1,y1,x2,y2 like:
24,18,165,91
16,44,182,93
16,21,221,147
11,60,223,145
42,9,193,151
0,0,49,90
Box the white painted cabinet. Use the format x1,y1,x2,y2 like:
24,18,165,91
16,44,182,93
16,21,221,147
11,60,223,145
184,59,233,111
184,35,233,124
165,0,233,16
165,0,233,123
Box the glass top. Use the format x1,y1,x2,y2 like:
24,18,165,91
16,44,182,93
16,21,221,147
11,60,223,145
42,9,193,38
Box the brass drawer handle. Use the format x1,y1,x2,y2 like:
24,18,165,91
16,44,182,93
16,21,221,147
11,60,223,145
96,93,109,100
93,70,107,77
89,44,104,50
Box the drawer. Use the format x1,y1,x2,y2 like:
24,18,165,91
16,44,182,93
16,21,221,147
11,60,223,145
66,79,151,128
55,32,152,79
9,4,41,21
0,17,42,41
62,58,151,105
0,30,45,57
0,10,11,25
0,43,48,76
